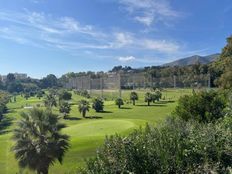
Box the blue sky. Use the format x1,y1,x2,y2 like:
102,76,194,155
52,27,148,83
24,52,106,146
0,0,232,78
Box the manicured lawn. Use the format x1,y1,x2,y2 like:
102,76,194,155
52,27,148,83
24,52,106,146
0,89,192,174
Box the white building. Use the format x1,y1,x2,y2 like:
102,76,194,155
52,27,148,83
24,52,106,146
0,73,27,82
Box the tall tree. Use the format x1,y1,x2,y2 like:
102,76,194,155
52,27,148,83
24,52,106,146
59,101,71,119
130,92,138,105
12,108,69,174
44,93,57,108
40,74,59,89
115,98,124,109
145,92,153,106
217,35,232,89
78,100,90,118
6,73,15,83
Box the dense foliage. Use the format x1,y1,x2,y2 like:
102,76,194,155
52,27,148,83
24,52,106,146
0,91,9,121
74,90,91,98
44,92,57,108
79,117,232,174
217,35,232,89
173,90,226,123
58,90,72,101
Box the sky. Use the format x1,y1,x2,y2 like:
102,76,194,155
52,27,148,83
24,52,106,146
0,0,232,78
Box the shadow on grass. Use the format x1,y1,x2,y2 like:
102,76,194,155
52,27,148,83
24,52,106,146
85,116,103,119
0,116,13,135
119,107,132,110
64,117,81,121
136,104,167,107
98,111,113,114
157,100,175,104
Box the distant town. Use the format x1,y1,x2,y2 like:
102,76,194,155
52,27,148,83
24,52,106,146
0,73,27,82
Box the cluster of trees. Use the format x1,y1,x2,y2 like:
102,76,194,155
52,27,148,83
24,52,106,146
79,90,232,174
74,90,91,98
144,90,162,106
115,90,162,108
43,90,73,118
0,91,9,121
214,35,232,89
0,73,61,95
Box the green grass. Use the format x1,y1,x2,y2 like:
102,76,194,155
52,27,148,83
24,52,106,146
0,88,192,174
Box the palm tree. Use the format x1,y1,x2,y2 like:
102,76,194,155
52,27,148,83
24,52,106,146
59,101,71,119
12,108,69,174
78,100,90,118
145,92,153,106
155,90,162,101
115,98,124,109
130,92,138,105
44,93,57,108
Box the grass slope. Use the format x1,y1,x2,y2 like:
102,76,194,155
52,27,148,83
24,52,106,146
0,89,191,174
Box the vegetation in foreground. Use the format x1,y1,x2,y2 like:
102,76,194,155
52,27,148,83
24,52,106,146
80,118,232,174
0,89,182,174
79,90,232,174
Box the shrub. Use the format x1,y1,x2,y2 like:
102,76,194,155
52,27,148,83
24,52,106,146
74,90,90,98
173,90,226,123
58,90,72,101
92,98,104,112
79,117,232,174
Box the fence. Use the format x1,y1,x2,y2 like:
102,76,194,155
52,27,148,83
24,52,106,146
64,72,211,98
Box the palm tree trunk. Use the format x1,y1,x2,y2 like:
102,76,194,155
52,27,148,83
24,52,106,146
83,110,86,118
37,168,48,174
133,100,135,105
148,101,150,106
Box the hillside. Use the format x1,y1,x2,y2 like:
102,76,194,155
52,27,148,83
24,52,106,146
163,53,220,67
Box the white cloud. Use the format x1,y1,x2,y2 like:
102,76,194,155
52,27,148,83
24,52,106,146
0,10,181,56
134,15,154,26
111,32,134,48
118,0,179,26
118,56,136,62
142,39,179,53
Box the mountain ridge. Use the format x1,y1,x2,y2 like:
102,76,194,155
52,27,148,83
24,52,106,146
163,53,220,67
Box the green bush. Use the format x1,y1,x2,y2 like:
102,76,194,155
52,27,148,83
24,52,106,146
74,90,90,98
79,118,232,174
58,90,72,101
92,98,104,112
173,90,226,123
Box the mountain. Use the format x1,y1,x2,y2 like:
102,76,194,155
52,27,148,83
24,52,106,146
163,53,220,67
